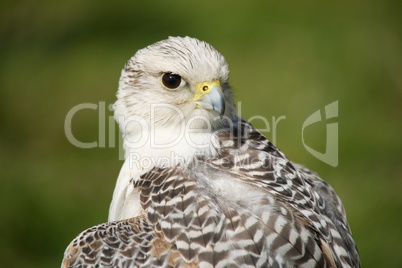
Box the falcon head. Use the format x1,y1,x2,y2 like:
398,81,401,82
114,37,237,139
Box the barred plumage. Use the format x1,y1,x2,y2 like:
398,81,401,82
62,36,360,267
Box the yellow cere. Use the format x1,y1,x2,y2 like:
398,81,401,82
193,80,222,100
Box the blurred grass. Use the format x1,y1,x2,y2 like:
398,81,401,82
1,1,401,267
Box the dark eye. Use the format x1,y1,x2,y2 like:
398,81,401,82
161,73,182,89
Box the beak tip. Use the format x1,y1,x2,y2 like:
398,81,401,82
215,104,225,118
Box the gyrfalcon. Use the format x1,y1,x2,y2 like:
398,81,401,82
62,36,360,268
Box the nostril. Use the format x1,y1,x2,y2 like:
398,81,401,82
202,86,208,91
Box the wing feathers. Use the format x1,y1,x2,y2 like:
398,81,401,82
62,121,359,267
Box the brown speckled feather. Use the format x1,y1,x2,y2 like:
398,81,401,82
62,121,360,268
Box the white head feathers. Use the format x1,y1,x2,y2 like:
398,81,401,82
114,36,237,141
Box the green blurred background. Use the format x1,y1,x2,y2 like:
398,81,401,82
1,1,401,267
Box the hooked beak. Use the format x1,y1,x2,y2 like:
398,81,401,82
194,80,225,118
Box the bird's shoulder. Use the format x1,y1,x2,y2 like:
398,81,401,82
62,120,360,268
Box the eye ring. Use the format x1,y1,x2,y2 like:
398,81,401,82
161,73,184,90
